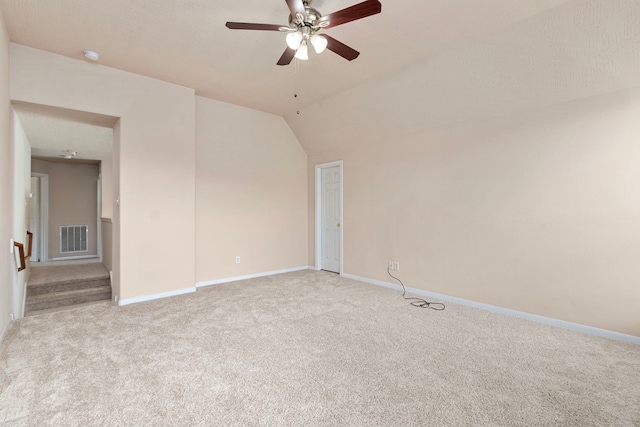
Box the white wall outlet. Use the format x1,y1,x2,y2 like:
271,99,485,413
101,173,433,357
10,239,14,254
394,261,400,271
388,261,394,270
235,256,241,264
9,313,14,321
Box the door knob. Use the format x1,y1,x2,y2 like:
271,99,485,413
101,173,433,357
337,223,340,227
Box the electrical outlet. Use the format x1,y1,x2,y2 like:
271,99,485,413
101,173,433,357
235,256,241,264
394,261,400,271
388,261,394,270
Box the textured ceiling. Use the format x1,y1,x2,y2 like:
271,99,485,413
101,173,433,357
13,102,115,162
0,0,572,117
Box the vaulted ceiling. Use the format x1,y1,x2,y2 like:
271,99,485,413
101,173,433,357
5,0,638,159
0,0,572,117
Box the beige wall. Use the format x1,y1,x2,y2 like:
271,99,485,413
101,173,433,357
304,90,640,337
100,156,113,219
290,0,640,337
0,9,10,338
101,218,112,272
11,45,196,301
31,159,99,259
10,110,31,318
195,97,308,283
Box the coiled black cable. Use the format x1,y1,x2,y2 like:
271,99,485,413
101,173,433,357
387,267,445,310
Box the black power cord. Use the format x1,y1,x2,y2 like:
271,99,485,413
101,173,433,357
387,267,445,311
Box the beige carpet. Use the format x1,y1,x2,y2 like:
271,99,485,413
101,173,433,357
1,270,638,426
28,262,109,287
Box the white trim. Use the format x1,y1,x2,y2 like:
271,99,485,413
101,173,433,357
49,255,99,261
196,266,310,288
342,272,640,346
118,287,196,306
315,161,344,275
31,173,48,262
97,174,102,261
0,315,11,346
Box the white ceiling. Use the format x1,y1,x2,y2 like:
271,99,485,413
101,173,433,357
12,101,115,162
0,0,573,117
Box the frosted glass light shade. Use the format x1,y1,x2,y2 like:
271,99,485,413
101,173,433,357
286,32,303,50
310,35,327,54
294,42,309,60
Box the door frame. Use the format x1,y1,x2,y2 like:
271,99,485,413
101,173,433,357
31,172,49,262
315,160,343,275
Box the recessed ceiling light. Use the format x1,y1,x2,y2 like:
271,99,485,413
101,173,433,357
83,50,99,61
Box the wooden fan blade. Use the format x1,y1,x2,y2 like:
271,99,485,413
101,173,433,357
324,35,360,61
319,0,381,29
226,22,283,31
285,0,307,19
277,47,296,66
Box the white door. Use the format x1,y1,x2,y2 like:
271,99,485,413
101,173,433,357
321,166,341,273
29,176,40,262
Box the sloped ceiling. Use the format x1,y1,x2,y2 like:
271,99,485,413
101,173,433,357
0,0,572,117
4,0,637,159
285,0,640,155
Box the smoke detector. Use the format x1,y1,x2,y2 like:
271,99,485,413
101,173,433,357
83,50,100,61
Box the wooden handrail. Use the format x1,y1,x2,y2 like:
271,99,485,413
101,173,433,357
14,241,26,272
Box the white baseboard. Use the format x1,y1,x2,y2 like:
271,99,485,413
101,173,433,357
49,255,99,261
118,287,196,306
0,315,12,346
196,266,310,288
342,272,640,346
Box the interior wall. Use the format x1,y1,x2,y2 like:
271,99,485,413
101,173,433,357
10,110,31,318
31,159,98,259
100,155,113,218
10,45,196,302
0,8,10,339
305,89,640,337
195,97,308,283
111,119,121,300
290,0,640,337
101,218,112,272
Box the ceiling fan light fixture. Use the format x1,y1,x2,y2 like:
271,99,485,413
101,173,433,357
310,34,327,54
294,42,309,60
286,31,303,50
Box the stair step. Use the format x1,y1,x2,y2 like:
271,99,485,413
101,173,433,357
27,277,111,296
25,286,112,314
26,300,111,317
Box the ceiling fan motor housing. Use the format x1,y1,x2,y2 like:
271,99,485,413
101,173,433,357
289,6,322,30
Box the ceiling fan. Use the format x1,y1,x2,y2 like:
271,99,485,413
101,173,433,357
225,0,382,65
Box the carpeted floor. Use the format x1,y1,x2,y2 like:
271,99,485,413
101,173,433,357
29,261,109,287
1,270,639,426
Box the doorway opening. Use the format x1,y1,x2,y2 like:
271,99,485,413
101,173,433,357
315,161,343,274
30,160,102,263
29,173,48,262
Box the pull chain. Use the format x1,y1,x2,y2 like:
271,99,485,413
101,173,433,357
294,58,301,114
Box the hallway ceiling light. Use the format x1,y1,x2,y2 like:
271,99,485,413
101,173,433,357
61,150,78,159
